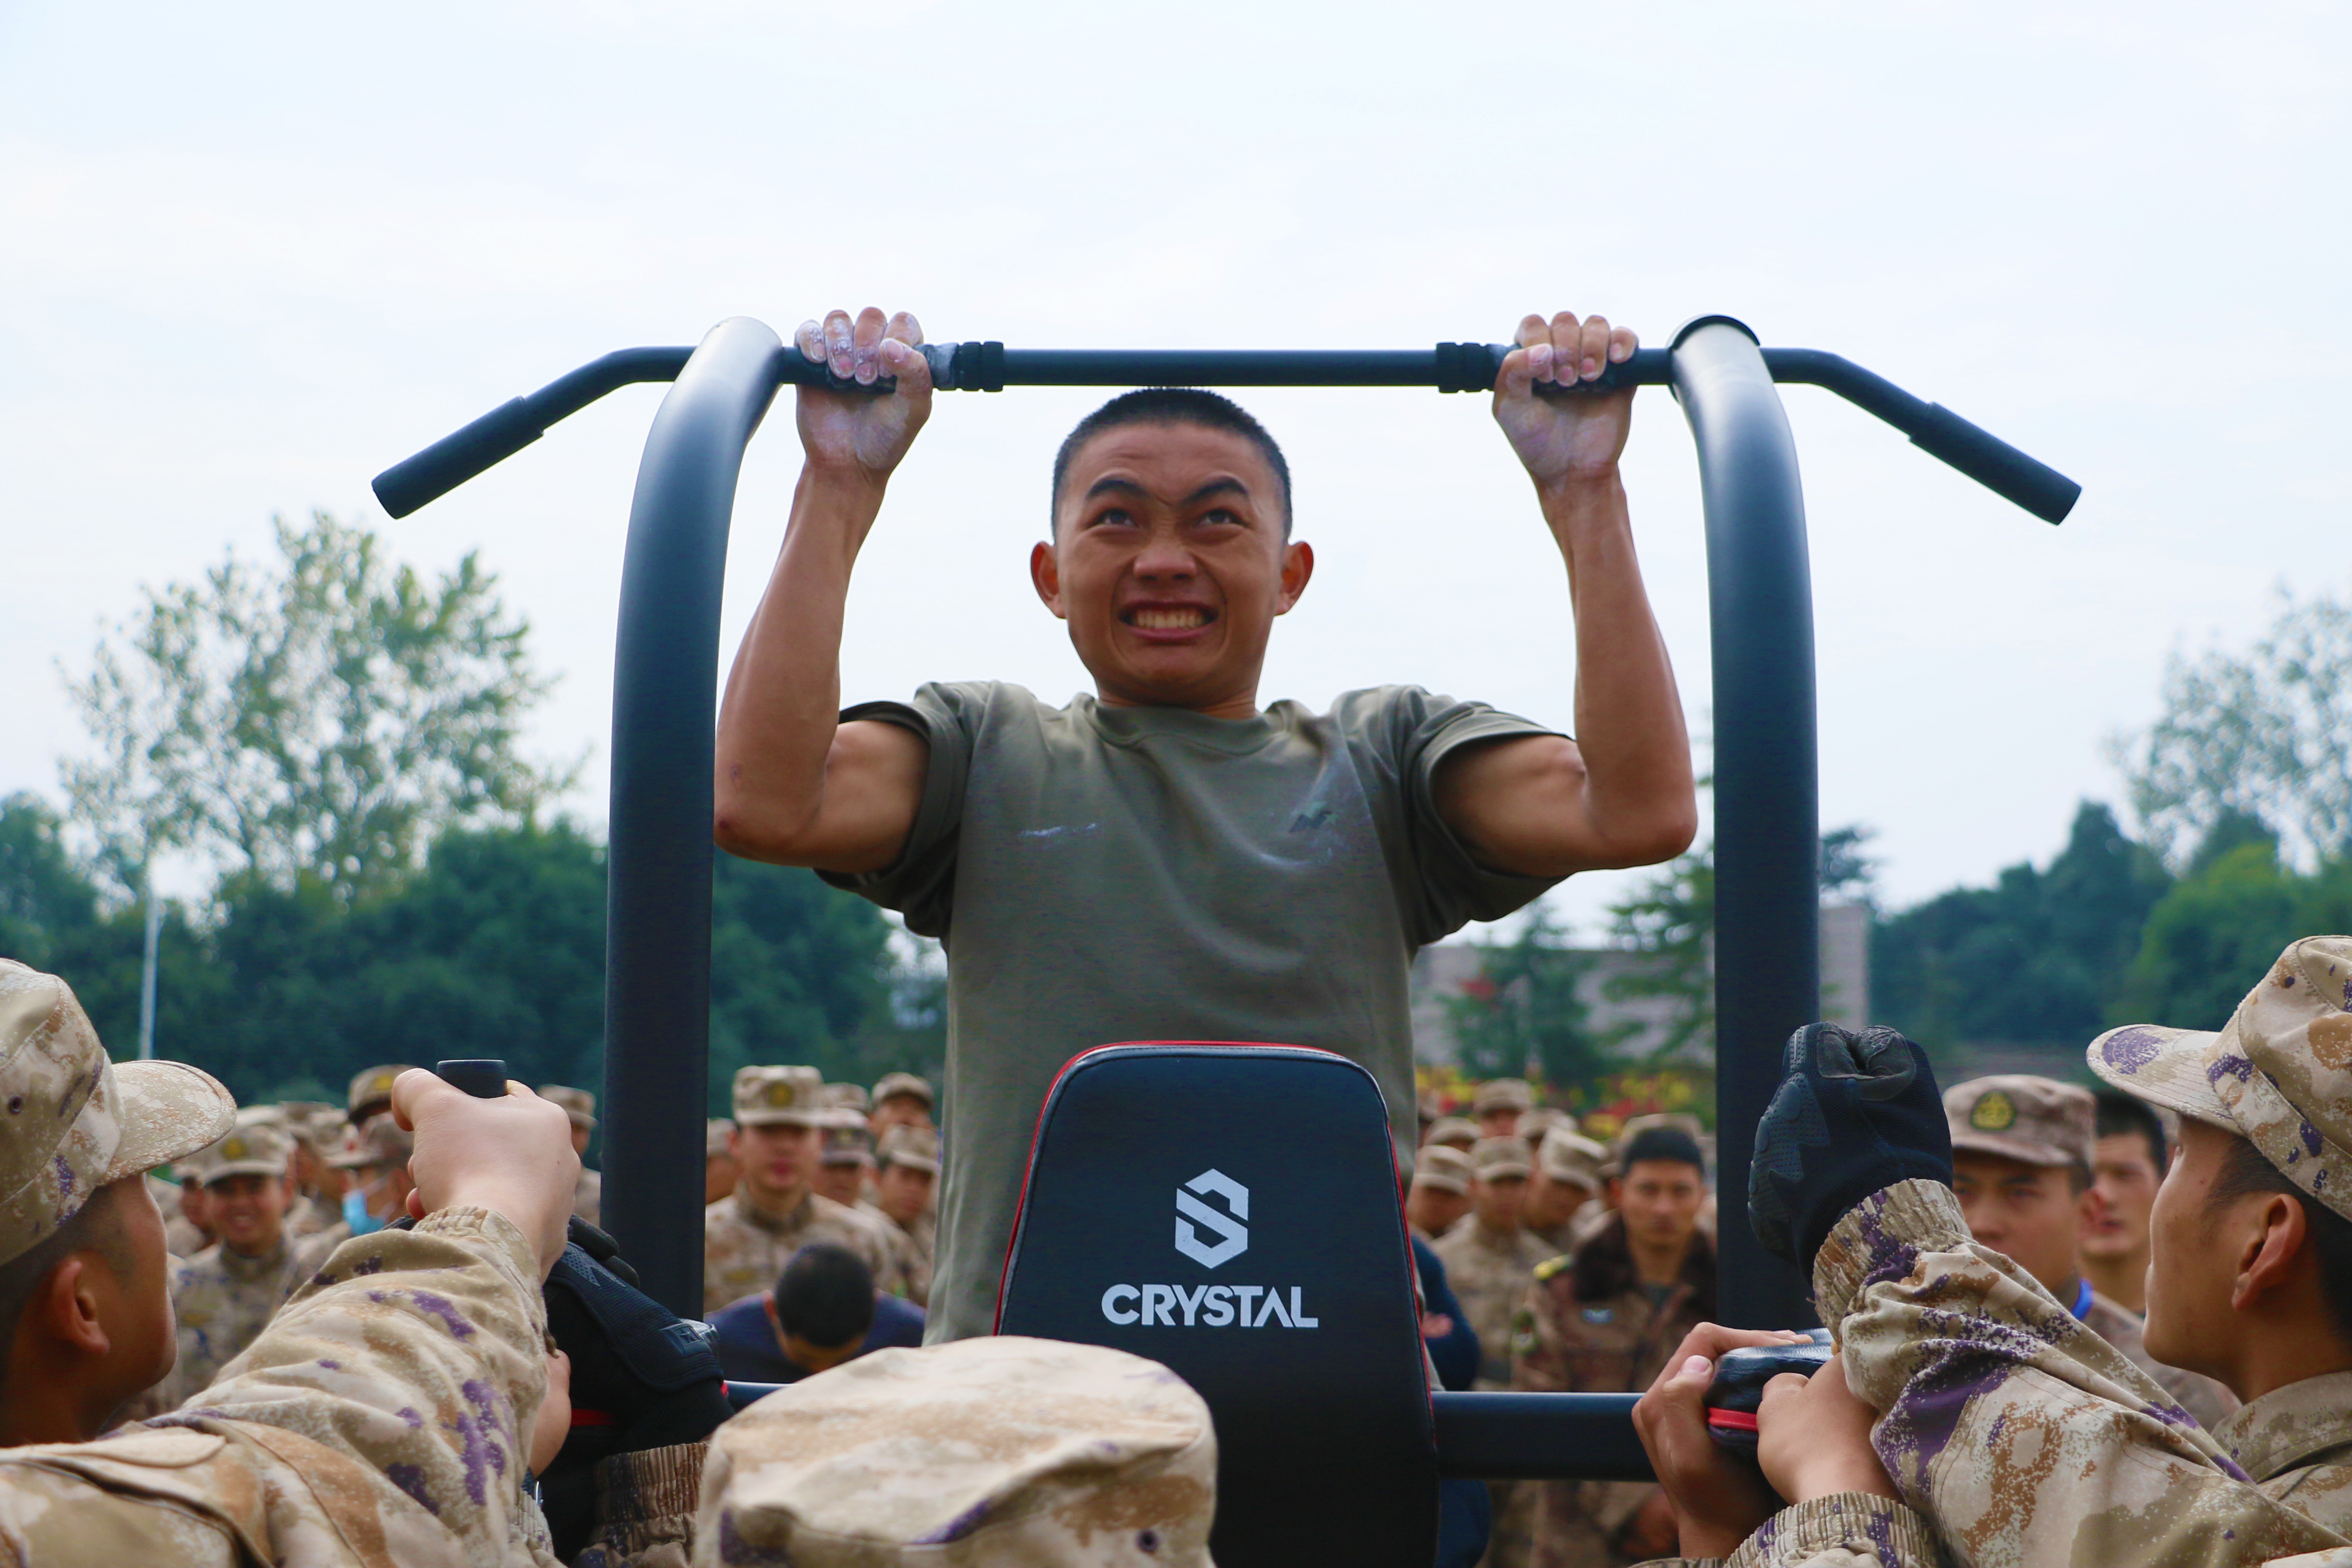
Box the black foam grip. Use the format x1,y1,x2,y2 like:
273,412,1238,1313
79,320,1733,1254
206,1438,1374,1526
435,1059,510,1099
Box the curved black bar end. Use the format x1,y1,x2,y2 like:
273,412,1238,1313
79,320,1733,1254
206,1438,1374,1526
373,400,544,519
1910,402,2081,524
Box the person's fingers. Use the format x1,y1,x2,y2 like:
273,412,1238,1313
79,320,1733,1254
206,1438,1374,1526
1515,313,1549,349
851,306,887,386
1757,1369,1813,1422
885,309,924,348
1578,315,1614,382
1660,1322,1810,1374
1549,310,1582,369
878,335,933,395
1498,342,1536,399
796,318,825,362
823,309,855,378
1609,321,1640,363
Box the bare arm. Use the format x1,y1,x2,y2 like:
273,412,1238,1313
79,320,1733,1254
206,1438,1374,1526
714,308,932,874
1434,312,1698,878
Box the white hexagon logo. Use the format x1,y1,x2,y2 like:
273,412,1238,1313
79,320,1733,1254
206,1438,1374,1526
1173,1168,1250,1269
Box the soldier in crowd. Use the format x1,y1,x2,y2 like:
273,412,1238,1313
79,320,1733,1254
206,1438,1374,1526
1435,1136,1551,1395
0,956,650,1563
700,1336,1217,1567
287,1113,416,1281
162,1168,213,1257
2082,1086,2170,1314
280,1107,342,1239
704,1064,903,1315
812,1109,875,1209
707,1117,740,1204
874,1124,939,1306
150,1119,308,1409
1427,1115,1481,1153
1473,1078,1534,1139
539,1084,603,1225
705,1240,925,1385
1524,1128,1607,1254
1407,1144,1476,1240
1419,1086,1445,1142
1945,1072,2237,1427
1513,1124,1712,1567
868,1071,934,1142
344,1062,411,1128
1518,1106,1569,1146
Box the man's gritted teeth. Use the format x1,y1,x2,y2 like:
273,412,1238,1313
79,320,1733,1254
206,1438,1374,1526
1121,605,1218,632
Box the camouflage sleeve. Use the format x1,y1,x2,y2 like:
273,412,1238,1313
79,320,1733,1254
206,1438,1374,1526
575,1441,708,1567
1626,1492,1947,1568
1816,1178,2351,1566
1508,1271,1570,1393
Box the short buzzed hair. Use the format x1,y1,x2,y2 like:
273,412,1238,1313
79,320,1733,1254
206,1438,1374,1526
1622,1127,1705,1177
2094,1090,2168,1177
1051,388,1293,536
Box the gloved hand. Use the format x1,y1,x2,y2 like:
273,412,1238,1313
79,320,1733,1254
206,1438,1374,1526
538,1220,731,1560
1749,1023,1952,1271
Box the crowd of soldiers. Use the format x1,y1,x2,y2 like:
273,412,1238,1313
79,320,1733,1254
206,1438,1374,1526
1409,1067,2248,1568
134,1057,945,1421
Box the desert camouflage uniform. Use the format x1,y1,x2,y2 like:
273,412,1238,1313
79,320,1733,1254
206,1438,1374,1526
153,1235,307,1409
1435,1215,1553,1391
1514,1213,1714,1568
285,1190,342,1239
0,1208,568,1566
702,1188,901,1317
881,1208,936,1307
2083,1286,2241,1431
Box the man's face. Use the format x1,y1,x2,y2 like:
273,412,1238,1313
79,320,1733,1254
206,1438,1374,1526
179,1181,213,1237
1619,1160,1704,1253
733,1122,819,1202
868,1096,931,1142
1472,1173,1527,1231
94,1177,177,1414
1033,422,1311,714
2142,1118,2240,1374
1952,1152,2094,1295
1524,1170,1594,1230
810,1161,866,1208
2084,1131,2163,1264
1406,1183,1471,1238
874,1163,934,1227
204,1172,291,1256
1477,1110,1523,1140
353,1160,415,1222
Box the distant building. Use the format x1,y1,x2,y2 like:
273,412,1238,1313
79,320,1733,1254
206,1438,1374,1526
1409,903,1872,1069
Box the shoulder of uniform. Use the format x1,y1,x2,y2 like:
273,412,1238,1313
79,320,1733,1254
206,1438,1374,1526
1533,1253,1573,1283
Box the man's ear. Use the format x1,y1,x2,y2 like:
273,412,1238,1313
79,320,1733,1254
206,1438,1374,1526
37,1257,111,1358
2232,1192,2310,1313
1273,540,1315,615
1030,541,1066,620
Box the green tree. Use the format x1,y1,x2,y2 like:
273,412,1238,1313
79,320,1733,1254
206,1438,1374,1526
2115,583,2352,868
1442,906,1600,1088
1602,845,1716,1064
2116,828,2352,1030
61,511,573,902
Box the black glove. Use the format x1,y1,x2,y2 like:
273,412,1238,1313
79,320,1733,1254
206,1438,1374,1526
1748,1023,1952,1271
538,1224,731,1560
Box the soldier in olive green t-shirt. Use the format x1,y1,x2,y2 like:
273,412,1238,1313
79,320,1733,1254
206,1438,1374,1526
715,304,1698,1341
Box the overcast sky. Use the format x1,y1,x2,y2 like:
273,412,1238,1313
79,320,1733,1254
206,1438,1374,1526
3,0,2344,936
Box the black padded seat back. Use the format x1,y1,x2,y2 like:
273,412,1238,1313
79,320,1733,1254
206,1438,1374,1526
995,1042,1438,1568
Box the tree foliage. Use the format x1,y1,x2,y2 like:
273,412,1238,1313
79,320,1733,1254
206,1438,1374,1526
1442,906,1600,1088
2117,831,2352,1031
2115,583,2352,869
61,512,573,901
1602,845,1717,1064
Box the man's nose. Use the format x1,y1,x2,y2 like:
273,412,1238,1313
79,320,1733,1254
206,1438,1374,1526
1132,533,1197,579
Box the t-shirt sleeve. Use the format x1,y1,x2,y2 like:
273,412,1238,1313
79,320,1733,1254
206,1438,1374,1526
1336,685,1567,947
816,681,981,938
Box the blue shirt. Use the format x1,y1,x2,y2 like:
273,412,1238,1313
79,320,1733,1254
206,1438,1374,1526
707,1291,927,1384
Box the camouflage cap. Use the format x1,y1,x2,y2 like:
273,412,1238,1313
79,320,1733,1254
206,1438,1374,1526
199,1120,294,1184
734,1065,825,1128
0,959,235,1266
820,1082,870,1115
328,1113,415,1170
1416,1087,1444,1124
708,1118,738,1159
2090,934,2352,1222
1945,1075,2094,1169
1537,1128,1610,1191
538,1084,597,1131
346,1064,414,1120
1410,1143,1474,1195
1516,1106,1570,1143
1471,1078,1534,1116
819,1112,874,1166
872,1071,934,1110
1469,1134,1533,1182
707,1335,1215,1567
877,1124,939,1175
1425,1117,1479,1152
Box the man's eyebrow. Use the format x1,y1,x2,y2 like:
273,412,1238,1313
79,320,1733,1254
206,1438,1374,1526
1079,476,1253,507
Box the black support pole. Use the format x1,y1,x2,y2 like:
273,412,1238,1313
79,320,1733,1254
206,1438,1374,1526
600,317,783,1318
1671,317,1821,1330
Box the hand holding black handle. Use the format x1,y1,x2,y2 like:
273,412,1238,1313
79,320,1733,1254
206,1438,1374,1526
435,1058,511,1099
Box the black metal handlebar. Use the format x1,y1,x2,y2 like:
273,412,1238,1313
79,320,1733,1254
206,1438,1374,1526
372,335,2079,525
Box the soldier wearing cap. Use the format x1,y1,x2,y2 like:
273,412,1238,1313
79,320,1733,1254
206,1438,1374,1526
705,1065,904,1316
1473,1077,1534,1139
150,1118,307,1408
1513,1124,1712,1567
539,1084,602,1226
874,1124,940,1306
162,1167,214,1258
277,1104,342,1240
1525,1127,1609,1255
703,1335,1214,1566
1945,1072,2237,1429
285,1113,418,1284
0,957,603,1562
1407,1144,1476,1240
707,1117,740,1205
1426,1115,1481,1153
344,1063,412,1128
811,1108,876,1210
868,1070,935,1142
1433,1136,1551,1392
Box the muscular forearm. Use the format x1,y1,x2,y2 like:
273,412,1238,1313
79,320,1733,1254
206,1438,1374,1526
1540,471,1696,863
714,467,885,857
